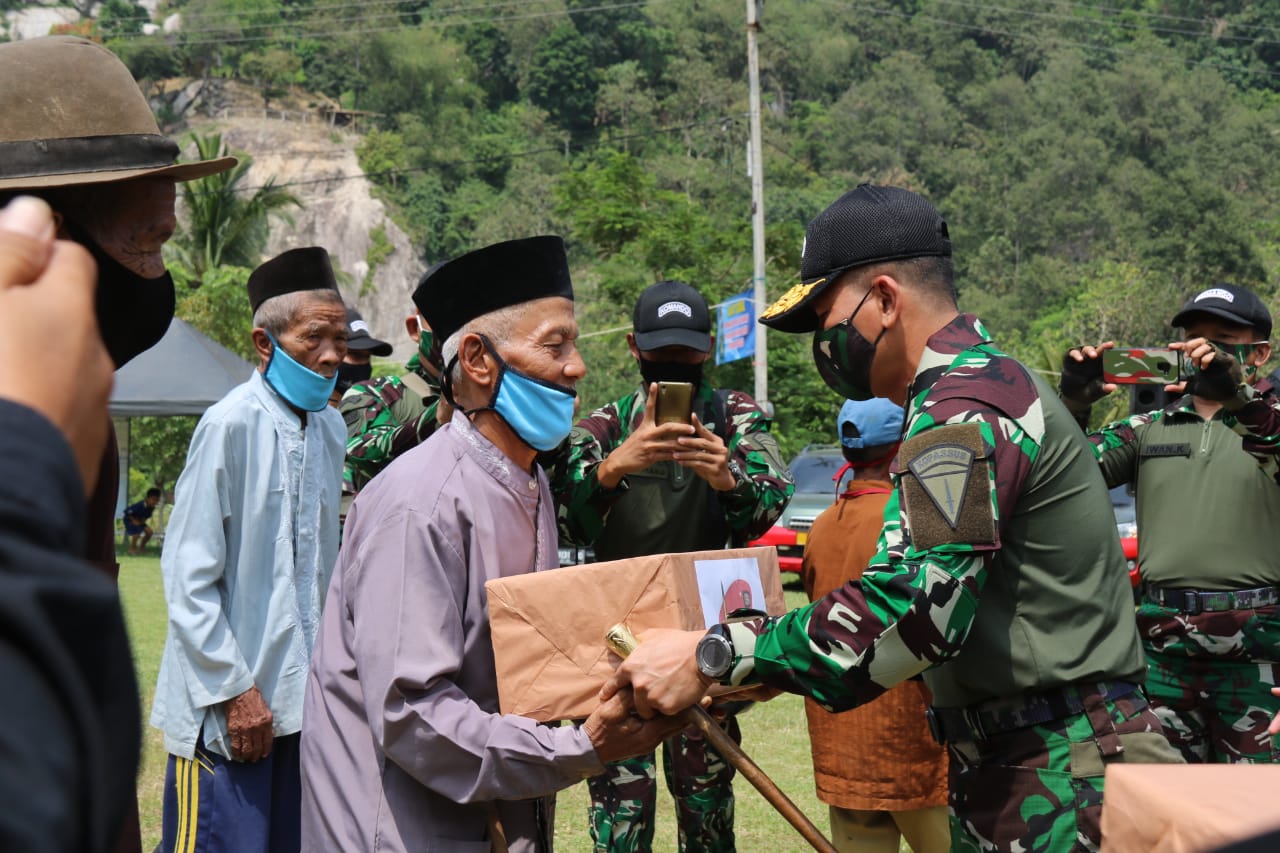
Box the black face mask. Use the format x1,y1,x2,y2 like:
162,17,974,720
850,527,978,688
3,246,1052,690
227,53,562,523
812,288,884,401
67,223,176,368
335,360,373,393
638,357,704,389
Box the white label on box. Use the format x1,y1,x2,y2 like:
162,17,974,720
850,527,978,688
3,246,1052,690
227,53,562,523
694,557,765,628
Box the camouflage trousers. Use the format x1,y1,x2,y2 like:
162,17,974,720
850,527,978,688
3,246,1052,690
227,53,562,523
947,692,1181,852
1138,601,1280,763
587,716,739,852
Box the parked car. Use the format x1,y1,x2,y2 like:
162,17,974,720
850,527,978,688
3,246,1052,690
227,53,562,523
749,444,850,572
1110,484,1139,587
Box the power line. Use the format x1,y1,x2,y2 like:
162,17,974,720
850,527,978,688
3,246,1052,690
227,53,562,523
813,0,1280,83
113,0,671,46
920,0,1280,49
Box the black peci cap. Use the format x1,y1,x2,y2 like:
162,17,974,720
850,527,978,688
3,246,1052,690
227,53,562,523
411,236,573,344
344,305,393,357
1171,283,1271,341
760,184,951,333
247,247,339,314
632,280,711,352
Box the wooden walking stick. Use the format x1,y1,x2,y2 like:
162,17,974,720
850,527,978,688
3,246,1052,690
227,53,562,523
605,624,838,853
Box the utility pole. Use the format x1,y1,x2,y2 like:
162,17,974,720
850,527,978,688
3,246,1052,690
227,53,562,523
746,0,768,408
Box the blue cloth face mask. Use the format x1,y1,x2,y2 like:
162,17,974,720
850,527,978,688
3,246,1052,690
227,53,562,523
444,334,577,452
263,332,338,412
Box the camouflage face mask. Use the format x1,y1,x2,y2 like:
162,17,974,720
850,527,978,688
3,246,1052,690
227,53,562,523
812,287,885,401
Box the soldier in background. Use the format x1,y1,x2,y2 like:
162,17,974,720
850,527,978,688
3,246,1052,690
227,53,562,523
329,304,393,407
340,290,446,494
1060,283,1280,763
553,279,794,852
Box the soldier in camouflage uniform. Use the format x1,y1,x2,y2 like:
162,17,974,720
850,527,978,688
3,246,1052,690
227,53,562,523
339,304,447,494
552,280,794,853
1060,283,1280,764
604,185,1182,853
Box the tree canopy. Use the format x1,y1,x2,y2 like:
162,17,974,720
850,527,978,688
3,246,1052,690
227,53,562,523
101,0,1280,456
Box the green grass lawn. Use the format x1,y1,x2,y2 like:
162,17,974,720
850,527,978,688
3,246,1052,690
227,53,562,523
119,553,828,852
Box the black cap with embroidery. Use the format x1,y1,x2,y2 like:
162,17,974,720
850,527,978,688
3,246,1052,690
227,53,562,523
760,184,951,334
247,247,339,314
344,305,393,356
632,280,712,352
1171,283,1272,341
412,236,573,343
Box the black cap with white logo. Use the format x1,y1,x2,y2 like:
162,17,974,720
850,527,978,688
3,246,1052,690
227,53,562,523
632,280,712,352
1171,283,1271,341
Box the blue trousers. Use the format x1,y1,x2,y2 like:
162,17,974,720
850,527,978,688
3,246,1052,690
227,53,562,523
161,732,300,853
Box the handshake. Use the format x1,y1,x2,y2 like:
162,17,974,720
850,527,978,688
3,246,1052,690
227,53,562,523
1059,340,1253,410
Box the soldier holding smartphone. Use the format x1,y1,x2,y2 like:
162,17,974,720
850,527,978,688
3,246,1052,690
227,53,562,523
551,279,794,853
1059,282,1280,764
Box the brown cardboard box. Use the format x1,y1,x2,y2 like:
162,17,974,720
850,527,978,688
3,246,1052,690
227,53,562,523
1100,764,1280,852
485,546,786,721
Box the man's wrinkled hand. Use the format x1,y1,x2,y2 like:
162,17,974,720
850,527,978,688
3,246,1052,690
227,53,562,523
596,383,694,488
599,628,709,719
225,685,274,762
584,687,686,764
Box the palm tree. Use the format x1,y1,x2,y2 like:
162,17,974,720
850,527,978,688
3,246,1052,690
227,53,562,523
166,132,299,284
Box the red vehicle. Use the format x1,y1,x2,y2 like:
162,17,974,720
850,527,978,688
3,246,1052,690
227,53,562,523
1111,485,1140,588
748,446,849,573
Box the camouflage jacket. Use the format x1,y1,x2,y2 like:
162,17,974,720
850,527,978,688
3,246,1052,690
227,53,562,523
551,382,793,547
722,314,1145,710
1082,382,1280,588
339,352,442,494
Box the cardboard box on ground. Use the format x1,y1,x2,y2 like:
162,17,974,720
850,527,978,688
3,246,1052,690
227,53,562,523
486,546,787,721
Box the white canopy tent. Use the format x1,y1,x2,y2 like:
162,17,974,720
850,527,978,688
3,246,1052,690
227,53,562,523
110,319,254,516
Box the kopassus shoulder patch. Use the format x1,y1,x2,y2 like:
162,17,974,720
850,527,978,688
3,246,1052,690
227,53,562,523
899,423,996,550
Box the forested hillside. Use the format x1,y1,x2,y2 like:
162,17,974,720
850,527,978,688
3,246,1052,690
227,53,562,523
69,0,1280,455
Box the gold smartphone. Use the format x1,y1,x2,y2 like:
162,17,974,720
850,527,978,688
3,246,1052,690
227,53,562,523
654,381,694,425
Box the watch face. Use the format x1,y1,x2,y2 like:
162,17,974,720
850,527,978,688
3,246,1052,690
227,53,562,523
697,634,732,678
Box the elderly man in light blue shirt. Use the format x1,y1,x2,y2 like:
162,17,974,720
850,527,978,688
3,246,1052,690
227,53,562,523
151,247,348,853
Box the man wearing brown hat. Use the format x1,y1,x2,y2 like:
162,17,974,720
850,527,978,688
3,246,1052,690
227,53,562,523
152,248,347,853
0,34,236,853
605,185,1182,851
301,236,683,853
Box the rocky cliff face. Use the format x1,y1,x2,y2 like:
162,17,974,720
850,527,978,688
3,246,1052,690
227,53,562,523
203,115,424,361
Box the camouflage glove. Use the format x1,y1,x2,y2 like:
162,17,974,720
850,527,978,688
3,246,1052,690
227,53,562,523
1059,349,1107,415
1188,343,1254,411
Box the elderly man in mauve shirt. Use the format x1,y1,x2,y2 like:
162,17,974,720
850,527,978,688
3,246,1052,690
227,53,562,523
301,236,681,853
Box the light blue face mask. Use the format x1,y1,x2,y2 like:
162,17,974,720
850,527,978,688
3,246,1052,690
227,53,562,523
445,335,577,452
263,332,338,412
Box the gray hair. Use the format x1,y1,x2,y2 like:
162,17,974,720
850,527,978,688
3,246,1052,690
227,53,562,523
441,302,534,385
253,289,345,338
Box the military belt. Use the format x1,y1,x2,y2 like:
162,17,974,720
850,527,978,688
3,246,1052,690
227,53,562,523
926,681,1140,745
1143,583,1280,615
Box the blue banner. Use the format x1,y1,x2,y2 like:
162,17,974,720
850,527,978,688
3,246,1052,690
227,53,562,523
716,291,755,365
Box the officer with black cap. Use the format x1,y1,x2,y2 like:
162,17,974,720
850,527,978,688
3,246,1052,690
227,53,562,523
603,184,1181,852
331,304,394,404
553,279,793,852
1061,282,1280,765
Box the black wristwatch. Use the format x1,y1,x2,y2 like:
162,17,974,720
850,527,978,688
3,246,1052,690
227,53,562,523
695,623,734,681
